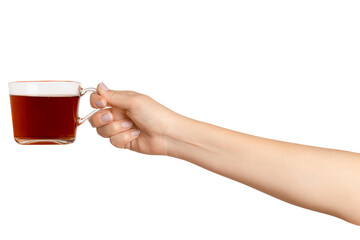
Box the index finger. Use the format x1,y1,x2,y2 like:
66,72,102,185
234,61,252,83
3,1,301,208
90,92,108,108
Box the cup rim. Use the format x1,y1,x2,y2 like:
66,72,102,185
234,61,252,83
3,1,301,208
8,80,81,85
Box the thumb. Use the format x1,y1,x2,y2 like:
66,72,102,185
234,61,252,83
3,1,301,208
97,82,136,109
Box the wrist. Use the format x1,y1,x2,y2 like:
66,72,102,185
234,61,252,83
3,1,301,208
165,113,207,160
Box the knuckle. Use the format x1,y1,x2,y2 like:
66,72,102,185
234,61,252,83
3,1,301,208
89,116,99,128
89,110,103,127
132,93,150,107
124,142,131,150
111,121,122,133
96,127,107,138
109,133,131,149
109,135,123,148
107,90,116,98
88,117,95,127
109,136,117,147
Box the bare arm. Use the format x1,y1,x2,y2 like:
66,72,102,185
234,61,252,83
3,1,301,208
90,82,360,225
166,116,360,225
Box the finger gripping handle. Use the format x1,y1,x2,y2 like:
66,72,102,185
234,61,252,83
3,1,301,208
77,87,100,126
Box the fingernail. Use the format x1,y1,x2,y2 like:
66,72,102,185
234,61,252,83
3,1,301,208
101,113,112,122
131,130,141,137
121,121,133,128
100,82,109,91
96,100,106,108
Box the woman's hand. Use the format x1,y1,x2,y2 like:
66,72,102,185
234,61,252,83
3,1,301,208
89,82,360,225
89,82,180,155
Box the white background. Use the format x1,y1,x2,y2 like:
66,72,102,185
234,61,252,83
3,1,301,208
1,0,360,239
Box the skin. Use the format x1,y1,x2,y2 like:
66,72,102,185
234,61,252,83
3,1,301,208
89,82,360,225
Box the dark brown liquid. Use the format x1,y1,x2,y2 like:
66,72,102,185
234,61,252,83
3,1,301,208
10,95,80,144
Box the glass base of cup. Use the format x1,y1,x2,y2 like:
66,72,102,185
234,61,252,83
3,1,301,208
14,137,75,145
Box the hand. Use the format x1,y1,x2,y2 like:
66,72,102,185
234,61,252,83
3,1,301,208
88,84,360,225
89,82,179,155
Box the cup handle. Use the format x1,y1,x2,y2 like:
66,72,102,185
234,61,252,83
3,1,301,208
77,87,101,126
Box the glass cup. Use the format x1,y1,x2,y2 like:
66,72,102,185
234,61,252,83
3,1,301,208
8,81,99,145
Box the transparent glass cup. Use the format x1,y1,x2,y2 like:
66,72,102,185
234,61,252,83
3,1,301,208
8,81,99,145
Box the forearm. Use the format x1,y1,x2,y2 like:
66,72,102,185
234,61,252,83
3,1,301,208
167,115,360,224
